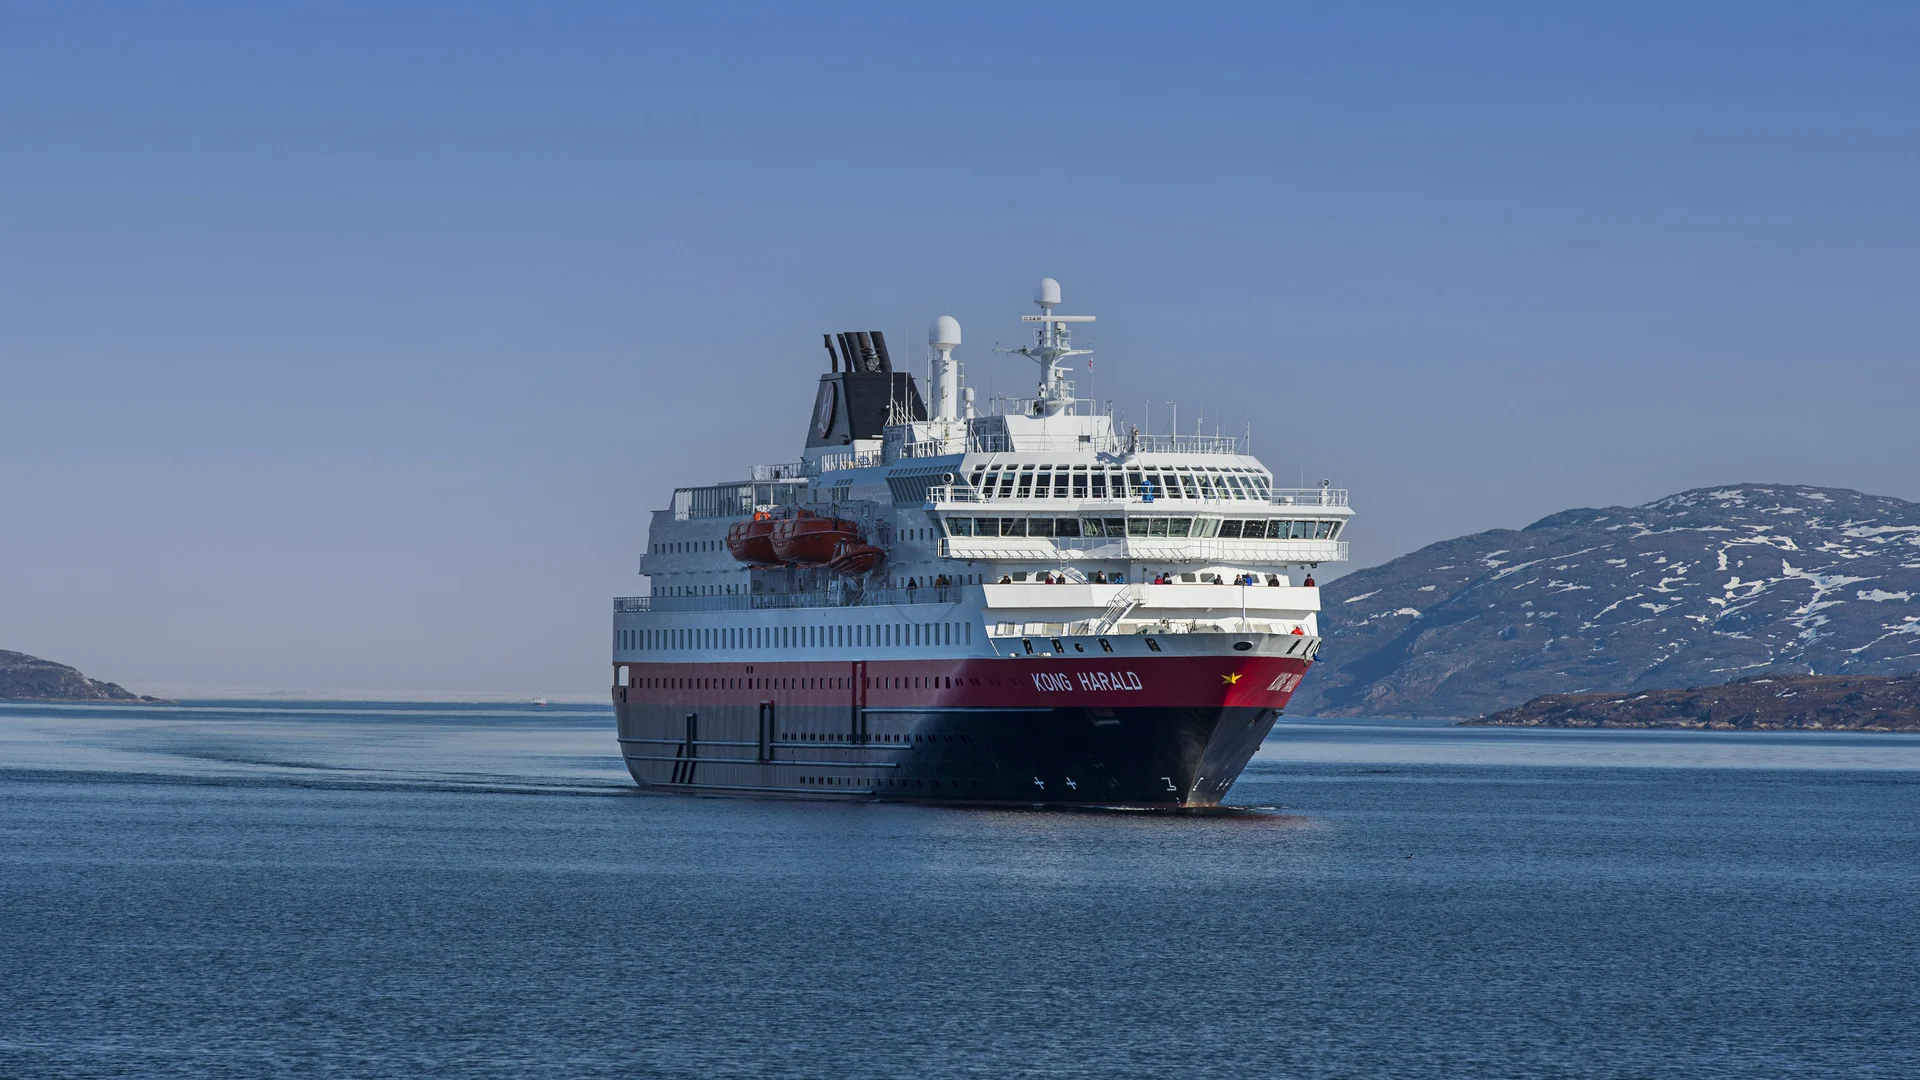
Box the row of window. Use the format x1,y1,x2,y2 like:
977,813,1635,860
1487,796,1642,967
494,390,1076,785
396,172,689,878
652,540,721,554
968,464,1273,502
942,516,1342,540
619,674,973,691
617,621,974,653
803,777,972,791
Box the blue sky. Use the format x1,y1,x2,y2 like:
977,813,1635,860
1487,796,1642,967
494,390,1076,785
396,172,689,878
2,3,1915,697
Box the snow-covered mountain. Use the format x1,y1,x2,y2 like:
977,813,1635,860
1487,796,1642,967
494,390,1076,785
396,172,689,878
1295,485,1920,717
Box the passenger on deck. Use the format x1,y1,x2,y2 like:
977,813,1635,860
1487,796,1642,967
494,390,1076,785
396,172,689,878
1303,575,1316,587
999,575,1013,584
1093,571,1107,584
1267,574,1281,586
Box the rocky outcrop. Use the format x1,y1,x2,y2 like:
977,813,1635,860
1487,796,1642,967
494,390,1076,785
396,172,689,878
0,650,168,703
1467,672,1920,731
1293,484,1920,717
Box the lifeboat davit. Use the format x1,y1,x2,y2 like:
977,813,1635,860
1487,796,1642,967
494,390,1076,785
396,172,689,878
771,510,861,565
725,513,778,565
828,538,885,577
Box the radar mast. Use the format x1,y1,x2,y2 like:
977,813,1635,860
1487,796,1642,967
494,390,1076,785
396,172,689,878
997,277,1094,417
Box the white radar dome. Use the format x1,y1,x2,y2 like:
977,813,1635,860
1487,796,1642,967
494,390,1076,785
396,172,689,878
1035,277,1061,307
929,315,962,349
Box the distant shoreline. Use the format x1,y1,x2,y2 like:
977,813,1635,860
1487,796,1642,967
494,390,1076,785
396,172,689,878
1463,673,1920,732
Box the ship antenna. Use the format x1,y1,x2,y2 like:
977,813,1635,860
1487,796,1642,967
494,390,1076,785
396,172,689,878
996,277,1093,418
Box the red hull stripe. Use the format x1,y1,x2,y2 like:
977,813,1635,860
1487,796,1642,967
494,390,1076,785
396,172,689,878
613,656,1311,711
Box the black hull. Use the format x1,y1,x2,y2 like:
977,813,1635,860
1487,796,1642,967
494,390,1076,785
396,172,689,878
615,700,1278,808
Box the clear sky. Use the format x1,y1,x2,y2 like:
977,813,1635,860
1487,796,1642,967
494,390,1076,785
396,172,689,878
2,3,1915,699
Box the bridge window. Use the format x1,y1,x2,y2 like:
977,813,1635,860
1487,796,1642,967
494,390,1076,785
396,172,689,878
1089,472,1107,499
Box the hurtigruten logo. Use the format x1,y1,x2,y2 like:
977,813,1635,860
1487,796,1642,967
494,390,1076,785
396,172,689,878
1032,671,1144,692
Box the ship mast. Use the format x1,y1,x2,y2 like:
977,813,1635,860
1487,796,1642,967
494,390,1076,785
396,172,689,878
997,277,1093,418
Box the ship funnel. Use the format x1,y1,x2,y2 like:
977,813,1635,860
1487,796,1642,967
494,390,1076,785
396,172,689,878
822,333,839,372
870,330,894,374
852,331,878,372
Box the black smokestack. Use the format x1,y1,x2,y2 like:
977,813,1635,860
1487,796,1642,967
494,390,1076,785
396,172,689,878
835,333,857,371
854,331,878,371
870,330,893,374
822,333,839,372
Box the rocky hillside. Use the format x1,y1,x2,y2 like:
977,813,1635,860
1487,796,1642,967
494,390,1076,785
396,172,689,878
1293,485,1920,717
1469,672,1920,731
0,650,166,703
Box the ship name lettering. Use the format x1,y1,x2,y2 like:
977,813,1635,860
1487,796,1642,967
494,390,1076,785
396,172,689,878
1068,670,1143,692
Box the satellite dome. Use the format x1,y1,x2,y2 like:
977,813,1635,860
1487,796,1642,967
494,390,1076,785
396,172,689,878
1035,277,1062,307
929,315,962,349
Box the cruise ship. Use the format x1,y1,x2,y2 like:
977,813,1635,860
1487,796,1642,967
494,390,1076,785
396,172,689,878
612,279,1352,806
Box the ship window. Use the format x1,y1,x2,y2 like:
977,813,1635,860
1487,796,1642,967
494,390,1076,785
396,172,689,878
946,516,970,536
1055,517,1080,538
1126,469,1144,497
1178,473,1200,499
1144,637,1161,652
974,516,999,537
1128,517,1149,537
617,666,629,687
1001,517,1027,537
1089,473,1106,499
1219,519,1243,538
1328,521,1343,539
1099,638,1113,653
998,473,1016,498
1168,518,1193,538
1290,520,1311,539
1053,472,1069,497
1016,470,1035,497
1071,470,1088,498
1028,517,1054,538
1148,517,1169,538
1080,517,1104,537
1022,638,1034,655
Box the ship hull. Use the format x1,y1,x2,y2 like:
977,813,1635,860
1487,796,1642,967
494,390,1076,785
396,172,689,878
612,654,1306,807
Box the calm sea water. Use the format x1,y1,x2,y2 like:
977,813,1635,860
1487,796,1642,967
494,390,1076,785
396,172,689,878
3,701,1918,1079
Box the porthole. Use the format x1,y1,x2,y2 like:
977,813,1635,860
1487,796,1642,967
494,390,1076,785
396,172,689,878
1233,641,1253,652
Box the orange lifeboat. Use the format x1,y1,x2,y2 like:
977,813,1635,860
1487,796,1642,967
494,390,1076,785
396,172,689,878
828,538,885,577
771,510,861,565
725,513,779,565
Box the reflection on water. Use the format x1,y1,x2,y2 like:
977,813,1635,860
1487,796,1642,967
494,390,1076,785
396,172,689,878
4,702,1916,797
